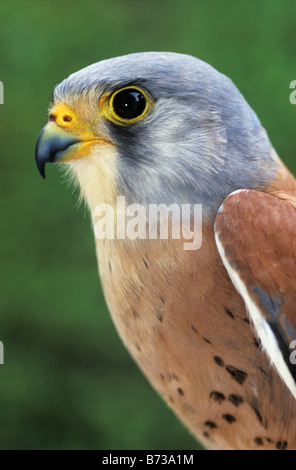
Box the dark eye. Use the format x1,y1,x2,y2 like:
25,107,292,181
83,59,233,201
112,88,147,120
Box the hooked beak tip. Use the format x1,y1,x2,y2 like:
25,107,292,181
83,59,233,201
36,160,46,179
35,127,47,179
35,123,80,180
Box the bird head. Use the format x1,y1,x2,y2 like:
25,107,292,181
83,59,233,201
35,52,279,217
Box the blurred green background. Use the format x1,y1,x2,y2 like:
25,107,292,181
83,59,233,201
0,0,295,450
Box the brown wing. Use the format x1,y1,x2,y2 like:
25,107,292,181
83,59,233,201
214,189,296,398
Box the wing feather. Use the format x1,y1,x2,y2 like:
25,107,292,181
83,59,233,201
215,189,296,398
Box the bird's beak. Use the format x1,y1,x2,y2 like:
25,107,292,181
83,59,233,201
35,103,111,178
35,123,83,178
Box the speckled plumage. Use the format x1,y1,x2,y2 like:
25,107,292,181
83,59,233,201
36,52,296,450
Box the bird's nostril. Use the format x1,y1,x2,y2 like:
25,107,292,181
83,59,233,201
63,115,72,123
49,113,56,122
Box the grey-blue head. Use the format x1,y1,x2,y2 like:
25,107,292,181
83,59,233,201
38,52,280,218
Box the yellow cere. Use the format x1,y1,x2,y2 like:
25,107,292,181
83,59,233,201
48,102,98,141
46,102,114,162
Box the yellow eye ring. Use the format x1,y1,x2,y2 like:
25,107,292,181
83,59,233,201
103,86,153,125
